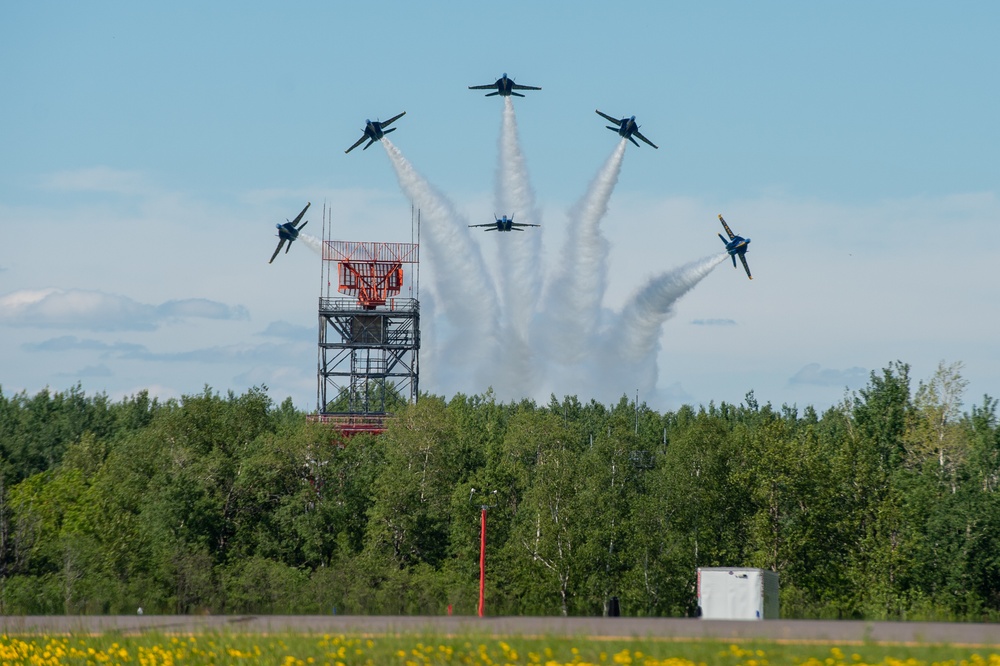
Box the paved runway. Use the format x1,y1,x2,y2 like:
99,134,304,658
1,615,999,646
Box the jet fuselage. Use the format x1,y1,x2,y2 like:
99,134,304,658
276,222,301,242
723,236,750,255
364,120,385,141
495,75,514,96
617,116,638,137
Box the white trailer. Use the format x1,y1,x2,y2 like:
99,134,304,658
697,567,779,620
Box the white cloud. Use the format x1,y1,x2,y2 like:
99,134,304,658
652,381,695,409
0,288,59,308
40,167,156,196
789,363,869,388
157,299,249,321
0,289,248,331
691,318,737,326
234,365,316,407
116,341,309,365
22,336,145,354
258,320,313,341
0,289,158,331
72,364,114,378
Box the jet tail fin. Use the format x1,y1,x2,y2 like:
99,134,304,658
719,233,728,245
383,127,397,135
485,91,500,97
512,91,525,97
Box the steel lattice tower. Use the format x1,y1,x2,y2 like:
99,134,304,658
316,208,419,435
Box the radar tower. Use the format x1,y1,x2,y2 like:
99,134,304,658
315,204,420,435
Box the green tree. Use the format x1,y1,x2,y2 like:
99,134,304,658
575,395,644,615
363,397,461,570
500,410,586,615
905,361,970,491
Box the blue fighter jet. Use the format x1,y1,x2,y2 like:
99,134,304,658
595,110,658,148
469,214,540,232
717,214,752,279
469,73,541,98
269,202,310,264
345,112,406,153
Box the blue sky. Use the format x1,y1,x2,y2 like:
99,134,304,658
2,1,998,414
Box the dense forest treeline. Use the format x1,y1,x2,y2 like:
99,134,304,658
1,361,998,619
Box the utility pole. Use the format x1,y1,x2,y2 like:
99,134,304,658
470,488,497,617
635,388,639,434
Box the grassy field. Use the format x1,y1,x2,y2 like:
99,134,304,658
2,631,1000,666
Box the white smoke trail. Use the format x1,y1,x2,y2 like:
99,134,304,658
486,97,545,397
542,139,627,363
496,97,543,335
619,253,728,363
381,138,502,392
367,129,723,409
299,233,323,255
598,253,728,396
562,254,728,405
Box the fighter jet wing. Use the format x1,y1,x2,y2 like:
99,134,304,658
718,214,736,240
290,202,310,228
381,111,406,128
739,254,753,280
345,135,367,153
269,239,287,264
596,110,621,124
511,83,541,91
468,223,497,227
470,84,502,96
511,223,540,228
634,130,658,149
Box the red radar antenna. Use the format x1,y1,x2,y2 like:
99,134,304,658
324,241,417,310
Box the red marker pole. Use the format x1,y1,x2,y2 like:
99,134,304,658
471,489,496,617
478,507,487,617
